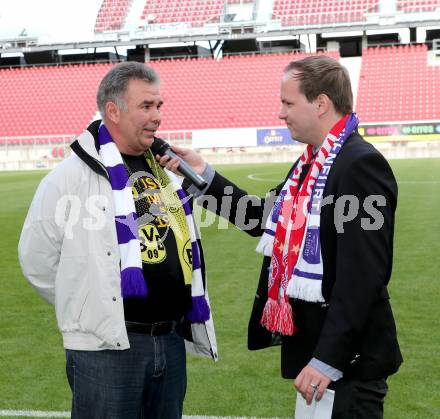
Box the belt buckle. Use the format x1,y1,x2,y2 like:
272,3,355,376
150,323,157,336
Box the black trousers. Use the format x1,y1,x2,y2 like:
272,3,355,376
328,378,388,419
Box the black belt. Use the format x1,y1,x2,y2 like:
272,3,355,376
125,320,178,336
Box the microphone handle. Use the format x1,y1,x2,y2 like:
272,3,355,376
164,149,208,190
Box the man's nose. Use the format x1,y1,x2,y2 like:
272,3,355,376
152,108,161,124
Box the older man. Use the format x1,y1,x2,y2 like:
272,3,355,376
19,62,217,419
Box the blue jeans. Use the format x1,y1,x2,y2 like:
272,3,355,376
65,331,186,419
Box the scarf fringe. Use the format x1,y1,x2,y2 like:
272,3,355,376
261,298,296,336
277,299,296,336
121,267,148,298
286,276,325,302
256,233,274,257
186,295,211,322
260,298,279,332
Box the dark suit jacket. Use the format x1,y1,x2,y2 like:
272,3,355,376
202,132,403,380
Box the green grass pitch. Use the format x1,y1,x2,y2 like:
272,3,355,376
0,158,439,418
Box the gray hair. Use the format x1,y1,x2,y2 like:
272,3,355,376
96,61,160,116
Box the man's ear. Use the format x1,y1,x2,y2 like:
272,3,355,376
106,102,120,124
316,93,332,116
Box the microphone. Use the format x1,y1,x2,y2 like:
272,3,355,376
150,137,208,189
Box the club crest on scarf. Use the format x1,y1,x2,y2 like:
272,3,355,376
303,227,321,264
257,113,359,336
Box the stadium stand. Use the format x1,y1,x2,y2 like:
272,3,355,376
2,44,440,142
3,44,440,139
0,52,340,142
95,0,132,32
0,63,111,140
272,0,381,27
94,0,257,30
140,0,225,26
2,1,440,167
152,52,337,131
356,44,440,122
2,42,440,141
93,0,440,31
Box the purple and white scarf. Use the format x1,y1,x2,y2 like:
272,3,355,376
98,124,210,323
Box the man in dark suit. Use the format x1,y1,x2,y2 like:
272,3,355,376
158,55,402,419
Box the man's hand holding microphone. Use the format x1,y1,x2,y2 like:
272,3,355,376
151,138,208,188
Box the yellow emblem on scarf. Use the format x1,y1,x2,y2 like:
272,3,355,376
139,223,167,264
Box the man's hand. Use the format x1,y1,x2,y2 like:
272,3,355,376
294,365,331,405
155,145,207,175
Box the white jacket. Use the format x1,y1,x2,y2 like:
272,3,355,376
18,121,218,360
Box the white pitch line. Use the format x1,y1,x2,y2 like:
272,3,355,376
0,411,69,418
247,173,280,182
0,411,285,419
398,180,440,184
